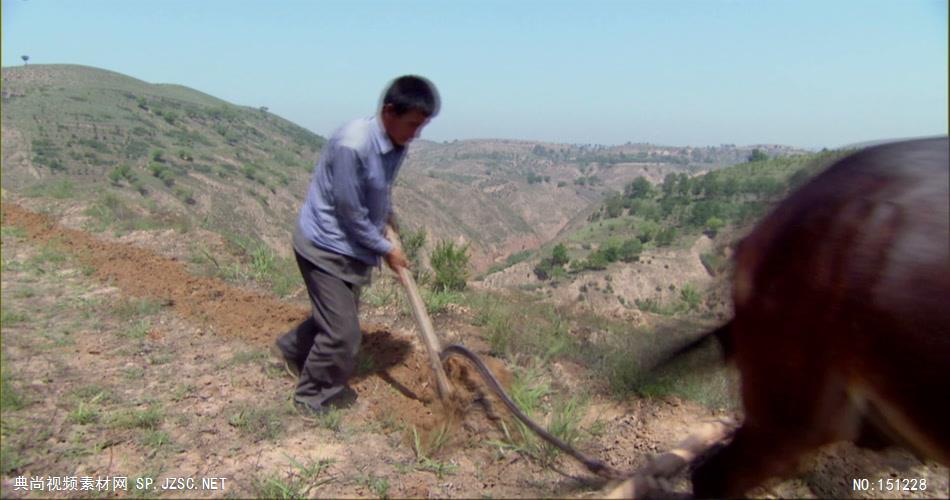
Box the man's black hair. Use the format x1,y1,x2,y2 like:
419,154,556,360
381,75,440,117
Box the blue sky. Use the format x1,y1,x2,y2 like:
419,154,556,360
2,0,947,148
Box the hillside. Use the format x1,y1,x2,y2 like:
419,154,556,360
397,139,810,270
2,64,323,256
480,149,852,322
1,64,812,277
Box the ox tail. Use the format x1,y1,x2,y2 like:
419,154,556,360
668,320,733,362
637,321,734,392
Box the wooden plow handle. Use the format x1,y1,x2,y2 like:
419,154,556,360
386,225,454,401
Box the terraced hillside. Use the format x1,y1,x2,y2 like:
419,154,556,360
480,149,852,323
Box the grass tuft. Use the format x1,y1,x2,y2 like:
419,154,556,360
356,473,390,499
253,456,334,499
228,404,285,441
68,401,101,425
0,372,26,411
111,404,164,430
114,297,163,321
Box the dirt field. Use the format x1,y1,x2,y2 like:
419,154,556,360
1,201,946,498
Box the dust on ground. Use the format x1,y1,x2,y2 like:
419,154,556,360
2,201,946,498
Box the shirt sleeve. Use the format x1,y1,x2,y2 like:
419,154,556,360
329,145,393,256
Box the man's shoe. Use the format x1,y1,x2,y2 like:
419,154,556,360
270,343,301,380
325,386,358,410
293,399,330,418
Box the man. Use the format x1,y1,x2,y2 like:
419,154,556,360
274,75,440,415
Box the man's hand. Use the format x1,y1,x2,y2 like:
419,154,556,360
384,247,410,276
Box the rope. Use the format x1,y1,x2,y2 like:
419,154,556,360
440,343,624,479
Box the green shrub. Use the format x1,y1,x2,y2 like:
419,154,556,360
704,217,725,236
400,227,430,284
604,195,624,218
109,164,137,186
242,164,260,181
85,192,137,230
655,227,676,247
149,163,175,187
161,110,178,125
533,258,553,280
748,148,768,162
624,176,653,199
421,289,463,315
584,250,609,271
174,187,196,205
700,252,727,275
430,240,469,292
124,140,150,159
619,239,642,263
471,294,514,356
680,284,701,311
551,244,569,266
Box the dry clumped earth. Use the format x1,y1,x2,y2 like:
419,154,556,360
1,200,947,499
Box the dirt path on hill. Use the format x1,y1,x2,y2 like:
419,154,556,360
2,202,306,346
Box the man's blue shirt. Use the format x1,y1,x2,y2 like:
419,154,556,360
296,116,405,266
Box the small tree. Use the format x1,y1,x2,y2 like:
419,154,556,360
748,148,768,162
662,173,677,197
533,259,554,280
637,220,659,243
677,173,691,197
604,195,624,218
705,217,725,237
21,55,29,66
619,239,642,263
551,244,569,266
430,240,470,292
624,176,653,199
656,227,677,247
585,251,609,270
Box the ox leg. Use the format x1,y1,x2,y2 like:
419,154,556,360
692,374,847,496
692,370,857,497
692,423,813,498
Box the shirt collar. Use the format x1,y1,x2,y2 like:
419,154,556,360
372,115,395,155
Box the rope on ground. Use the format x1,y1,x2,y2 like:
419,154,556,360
440,343,625,479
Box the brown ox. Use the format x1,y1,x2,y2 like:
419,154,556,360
691,137,949,497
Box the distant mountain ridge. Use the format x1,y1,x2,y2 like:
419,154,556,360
397,138,810,269
1,64,811,274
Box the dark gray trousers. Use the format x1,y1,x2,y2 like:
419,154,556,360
276,251,362,409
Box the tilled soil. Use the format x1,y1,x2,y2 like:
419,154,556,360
2,200,947,499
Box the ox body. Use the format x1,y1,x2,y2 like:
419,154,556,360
692,137,949,497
